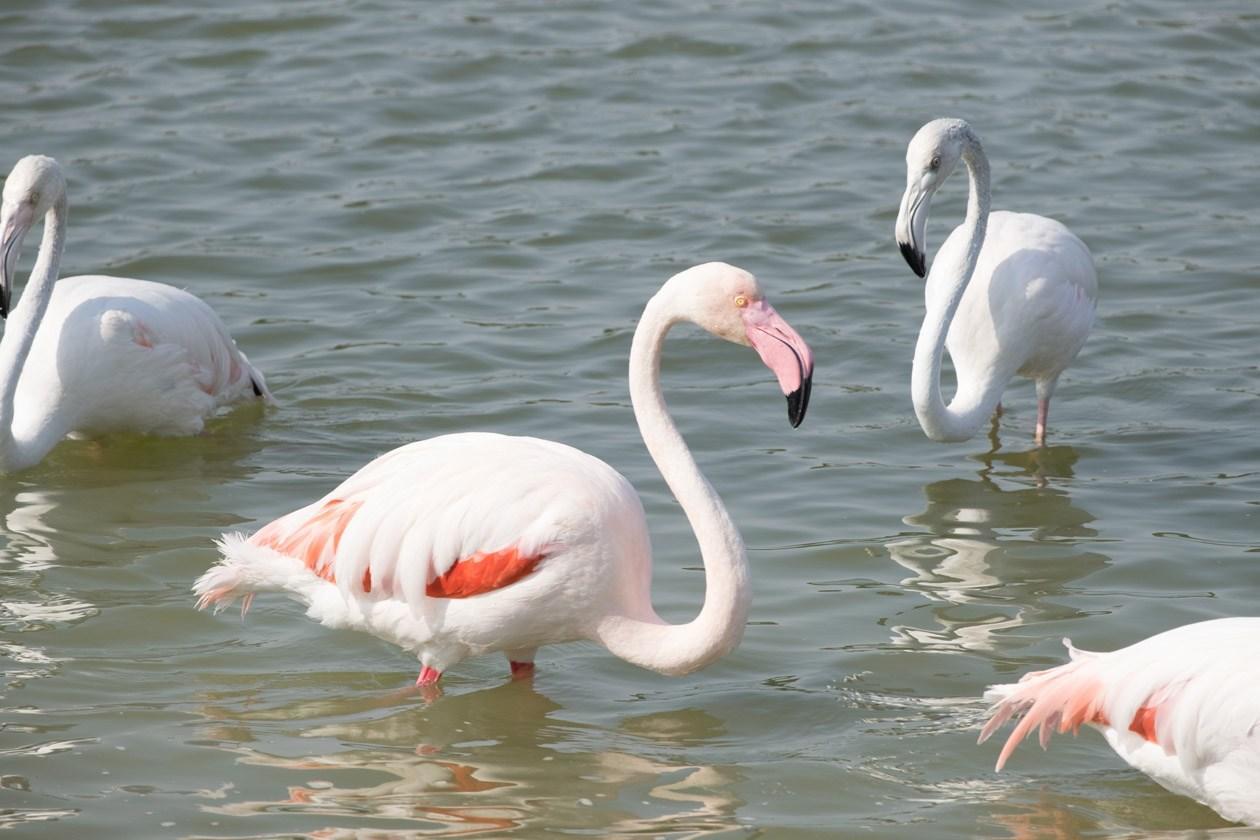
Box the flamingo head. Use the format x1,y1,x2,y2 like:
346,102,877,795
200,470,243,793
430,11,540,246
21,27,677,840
895,118,972,279
1,155,66,319
664,262,814,428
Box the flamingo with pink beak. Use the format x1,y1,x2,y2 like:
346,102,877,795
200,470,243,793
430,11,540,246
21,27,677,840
195,262,813,690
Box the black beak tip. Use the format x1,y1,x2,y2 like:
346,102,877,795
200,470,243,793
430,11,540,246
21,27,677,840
898,240,926,278
786,374,812,429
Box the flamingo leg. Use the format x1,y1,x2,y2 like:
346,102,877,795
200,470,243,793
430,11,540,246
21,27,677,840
413,665,444,702
1035,398,1049,447
507,648,537,680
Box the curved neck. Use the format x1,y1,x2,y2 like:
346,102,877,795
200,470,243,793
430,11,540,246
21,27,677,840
911,132,1003,442
595,293,750,676
0,198,69,472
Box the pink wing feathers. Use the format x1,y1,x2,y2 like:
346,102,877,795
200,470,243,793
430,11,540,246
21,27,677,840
980,618,1260,776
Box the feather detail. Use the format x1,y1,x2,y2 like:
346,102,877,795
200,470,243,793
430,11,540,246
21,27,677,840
426,547,546,598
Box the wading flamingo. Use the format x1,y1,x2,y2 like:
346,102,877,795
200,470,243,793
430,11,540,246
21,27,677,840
194,262,814,690
0,155,271,472
895,118,1097,446
979,617,1260,825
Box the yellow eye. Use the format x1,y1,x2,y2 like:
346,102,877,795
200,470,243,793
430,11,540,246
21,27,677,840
734,295,749,308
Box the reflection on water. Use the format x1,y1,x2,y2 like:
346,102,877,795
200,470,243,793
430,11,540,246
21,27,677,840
987,786,1242,839
0,419,268,704
887,445,1108,653
196,680,745,836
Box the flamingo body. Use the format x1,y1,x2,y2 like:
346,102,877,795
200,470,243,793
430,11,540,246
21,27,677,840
0,155,270,471
980,617,1260,825
195,262,814,688
12,274,268,440
199,432,653,675
934,211,1096,406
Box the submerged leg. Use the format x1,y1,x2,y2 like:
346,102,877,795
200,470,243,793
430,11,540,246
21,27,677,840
1034,377,1058,447
1035,398,1049,447
415,664,444,702
506,648,537,680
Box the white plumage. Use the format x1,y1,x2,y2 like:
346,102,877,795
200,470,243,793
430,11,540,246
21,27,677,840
980,617,1260,825
0,155,270,472
896,118,1098,445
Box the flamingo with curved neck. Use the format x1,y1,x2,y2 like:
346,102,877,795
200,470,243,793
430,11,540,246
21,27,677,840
894,119,1097,446
0,155,271,472
195,262,814,690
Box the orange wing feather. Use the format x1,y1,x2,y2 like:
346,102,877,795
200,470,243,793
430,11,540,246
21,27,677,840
426,547,545,598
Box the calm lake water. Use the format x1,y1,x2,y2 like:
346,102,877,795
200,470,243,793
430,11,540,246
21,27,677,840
2,1,1258,837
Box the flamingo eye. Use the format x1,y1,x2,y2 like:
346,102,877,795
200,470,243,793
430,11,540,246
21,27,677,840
28,191,40,207
929,155,941,171
734,294,749,308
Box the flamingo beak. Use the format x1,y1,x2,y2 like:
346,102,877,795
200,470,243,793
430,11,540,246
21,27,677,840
895,181,929,278
0,204,34,320
742,300,814,428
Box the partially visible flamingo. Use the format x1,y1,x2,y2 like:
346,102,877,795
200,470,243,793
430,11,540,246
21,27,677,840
979,617,1260,825
895,118,1097,446
194,262,814,690
0,155,271,472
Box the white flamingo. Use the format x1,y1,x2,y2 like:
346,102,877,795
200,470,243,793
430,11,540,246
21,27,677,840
895,118,1097,446
194,262,814,689
979,617,1260,825
0,155,271,472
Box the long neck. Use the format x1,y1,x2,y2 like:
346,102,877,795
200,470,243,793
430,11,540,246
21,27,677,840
0,198,69,472
594,294,751,676
911,133,1003,442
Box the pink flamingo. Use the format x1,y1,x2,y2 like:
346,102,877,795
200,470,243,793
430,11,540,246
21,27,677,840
194,262,813,689
980,617,1260,825
0,155,271,472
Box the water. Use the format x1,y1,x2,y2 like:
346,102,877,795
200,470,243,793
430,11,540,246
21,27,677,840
2,1,1258,836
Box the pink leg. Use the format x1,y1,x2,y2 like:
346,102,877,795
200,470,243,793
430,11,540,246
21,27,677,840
1035,398,1049,447
414,665,444,702
509,661,535,680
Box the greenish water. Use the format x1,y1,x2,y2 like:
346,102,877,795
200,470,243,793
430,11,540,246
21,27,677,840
2,1,1258,836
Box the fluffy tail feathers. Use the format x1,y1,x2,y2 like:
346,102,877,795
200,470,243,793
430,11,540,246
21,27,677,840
978,639,1104,771
194,533,316,617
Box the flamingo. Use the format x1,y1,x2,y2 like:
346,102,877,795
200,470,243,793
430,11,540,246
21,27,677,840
194,262,814,690
979,617,1260,825
894,118,1097,446
0,155,272,472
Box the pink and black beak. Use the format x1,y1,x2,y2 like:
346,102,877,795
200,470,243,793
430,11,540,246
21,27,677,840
742,299,814,428
895,178,930,279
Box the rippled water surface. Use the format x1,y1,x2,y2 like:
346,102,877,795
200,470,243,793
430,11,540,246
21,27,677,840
2,1,1259,837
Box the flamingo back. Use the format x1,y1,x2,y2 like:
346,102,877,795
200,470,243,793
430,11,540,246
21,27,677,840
14,274,269,438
